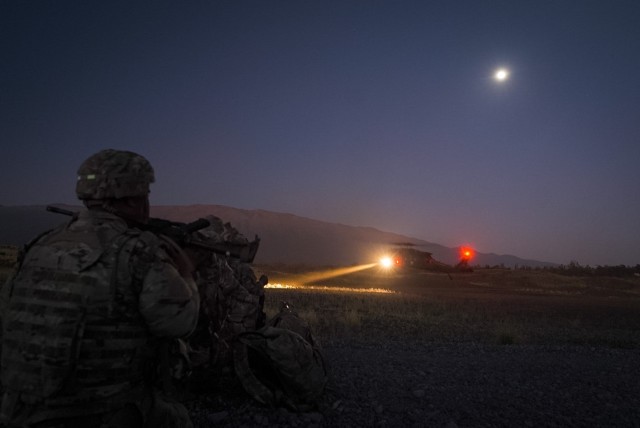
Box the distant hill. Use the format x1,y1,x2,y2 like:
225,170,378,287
0,204,555,268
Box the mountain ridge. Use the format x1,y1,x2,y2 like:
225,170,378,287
0,204,556,268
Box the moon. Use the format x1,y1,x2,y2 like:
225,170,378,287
494,68,510,82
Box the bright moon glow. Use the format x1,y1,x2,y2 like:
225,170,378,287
379,256,393,268
494,68,509,81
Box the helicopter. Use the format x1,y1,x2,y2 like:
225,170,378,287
379,242,474,273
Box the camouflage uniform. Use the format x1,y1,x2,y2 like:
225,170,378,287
233,303,328,412
188,216,267,372
0,150,199,427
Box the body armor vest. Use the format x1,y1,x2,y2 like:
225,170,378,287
1,214,159,420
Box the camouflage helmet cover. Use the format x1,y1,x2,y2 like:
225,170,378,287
76,149,155,200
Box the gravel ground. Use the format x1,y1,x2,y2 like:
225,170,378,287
187,340,640,427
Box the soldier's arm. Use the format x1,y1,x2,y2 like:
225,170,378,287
136,241,200,338
0,249,22,341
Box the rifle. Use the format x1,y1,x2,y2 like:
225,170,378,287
46,205,260,263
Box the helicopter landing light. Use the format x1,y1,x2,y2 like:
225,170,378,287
379,256,393,269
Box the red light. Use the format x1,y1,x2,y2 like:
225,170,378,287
460,247,474,261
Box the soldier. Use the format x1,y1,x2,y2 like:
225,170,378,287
183,220,328,411
187,216,267,374
0,149,199,427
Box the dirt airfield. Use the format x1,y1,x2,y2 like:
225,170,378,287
258,265,640,347
185,266,640,428
185,265,640,427
2,261,638,426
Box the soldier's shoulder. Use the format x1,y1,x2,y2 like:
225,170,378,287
125,230,173,263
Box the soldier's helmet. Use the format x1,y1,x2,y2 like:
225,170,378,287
76,149,155,200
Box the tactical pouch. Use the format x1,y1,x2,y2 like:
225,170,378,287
233,304,327,411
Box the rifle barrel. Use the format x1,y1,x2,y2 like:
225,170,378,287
45,205,258,262
46,205,75,216
183,218,211,234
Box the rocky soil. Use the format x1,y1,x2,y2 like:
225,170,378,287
187,340,640,428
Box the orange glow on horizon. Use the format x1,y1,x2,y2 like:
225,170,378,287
291,263,377,285
265,283,394,294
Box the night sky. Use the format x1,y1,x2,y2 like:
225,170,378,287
2,1,639,266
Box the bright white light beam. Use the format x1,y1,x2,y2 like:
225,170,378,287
379,256,393,269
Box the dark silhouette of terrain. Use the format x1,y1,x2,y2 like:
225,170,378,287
0,204,555,268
